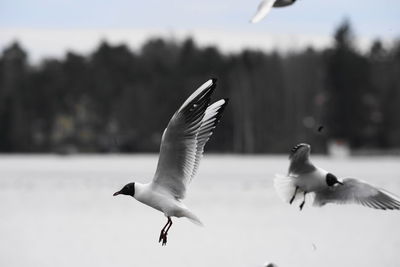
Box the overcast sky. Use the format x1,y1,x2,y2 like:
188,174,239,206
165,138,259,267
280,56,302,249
1,0,399,62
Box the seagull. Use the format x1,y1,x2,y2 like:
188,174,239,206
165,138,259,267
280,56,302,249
263,262,278,267
250,0,297,23
113,79,228,246
274,143,400,210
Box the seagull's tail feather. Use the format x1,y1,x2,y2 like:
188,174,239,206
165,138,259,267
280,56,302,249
183,210,203,226
274,174,298,203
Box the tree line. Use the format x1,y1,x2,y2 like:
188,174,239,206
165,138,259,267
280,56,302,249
0,21,399,154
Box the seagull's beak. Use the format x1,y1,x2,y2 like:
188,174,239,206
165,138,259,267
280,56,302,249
113,191,121,196
337,181,344,185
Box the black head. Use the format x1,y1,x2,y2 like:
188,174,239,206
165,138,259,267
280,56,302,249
325,173,343,187
113,182,135,197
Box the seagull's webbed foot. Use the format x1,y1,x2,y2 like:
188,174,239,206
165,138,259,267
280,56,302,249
161,234,168,246
299,191,307,211
158,231,168,246
290,186,299,204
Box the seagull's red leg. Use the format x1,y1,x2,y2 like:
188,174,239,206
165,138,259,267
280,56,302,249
161,217,173,246
159,217,171,243
290,186,299,204
299,191,307,210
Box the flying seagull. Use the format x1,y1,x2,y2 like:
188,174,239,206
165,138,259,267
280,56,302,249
274,143,400,210
113,79,228,245
250,0,297,23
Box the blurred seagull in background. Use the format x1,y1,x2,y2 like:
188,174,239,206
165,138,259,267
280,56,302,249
250,0,297,23
263,262,278,267
274,143,400,210
113,79,228,246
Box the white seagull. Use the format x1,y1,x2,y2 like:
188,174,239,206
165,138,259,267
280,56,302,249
274,143,400,210
250,0,297,23
113,79,228,245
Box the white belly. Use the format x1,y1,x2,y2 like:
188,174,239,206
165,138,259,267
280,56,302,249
134,183,187,217
295,167,327,192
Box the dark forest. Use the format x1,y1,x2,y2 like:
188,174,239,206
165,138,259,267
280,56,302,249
1,21,399,154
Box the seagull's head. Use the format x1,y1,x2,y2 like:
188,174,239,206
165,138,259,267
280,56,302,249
289,143,311,160
325,173,343,187
113,182,135,197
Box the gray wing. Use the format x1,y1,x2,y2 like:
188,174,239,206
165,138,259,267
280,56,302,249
250,0,277,23
288,143,316,175
190,99,228,180
314,178,400,210
152,79,227,199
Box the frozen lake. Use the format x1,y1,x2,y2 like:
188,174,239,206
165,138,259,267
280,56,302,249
0,155,399,267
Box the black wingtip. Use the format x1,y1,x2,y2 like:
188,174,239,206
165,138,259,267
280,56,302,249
206,78,217,93
291,143,309,152
213,99,229,117
208,79,217,94
289,143,311,159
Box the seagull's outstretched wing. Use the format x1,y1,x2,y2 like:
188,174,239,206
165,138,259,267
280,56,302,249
190,98,228,180
250,0,277,23
152,79,227,199
314,178,400,210
288,143,316,175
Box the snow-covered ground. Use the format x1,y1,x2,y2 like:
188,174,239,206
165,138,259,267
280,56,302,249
0,155,399,267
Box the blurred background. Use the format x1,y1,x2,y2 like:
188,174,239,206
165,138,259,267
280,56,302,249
1,2,400,267
1,0,399,154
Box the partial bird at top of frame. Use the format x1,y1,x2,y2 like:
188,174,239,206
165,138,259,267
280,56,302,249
250,0,297,23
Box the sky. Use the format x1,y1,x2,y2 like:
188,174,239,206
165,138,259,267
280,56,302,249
0,0,399,62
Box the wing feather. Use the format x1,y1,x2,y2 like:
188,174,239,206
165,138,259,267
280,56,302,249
250,0,277,23
152,79,227,199
190,99,228,180
288,143,315,175
313,178,400,210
